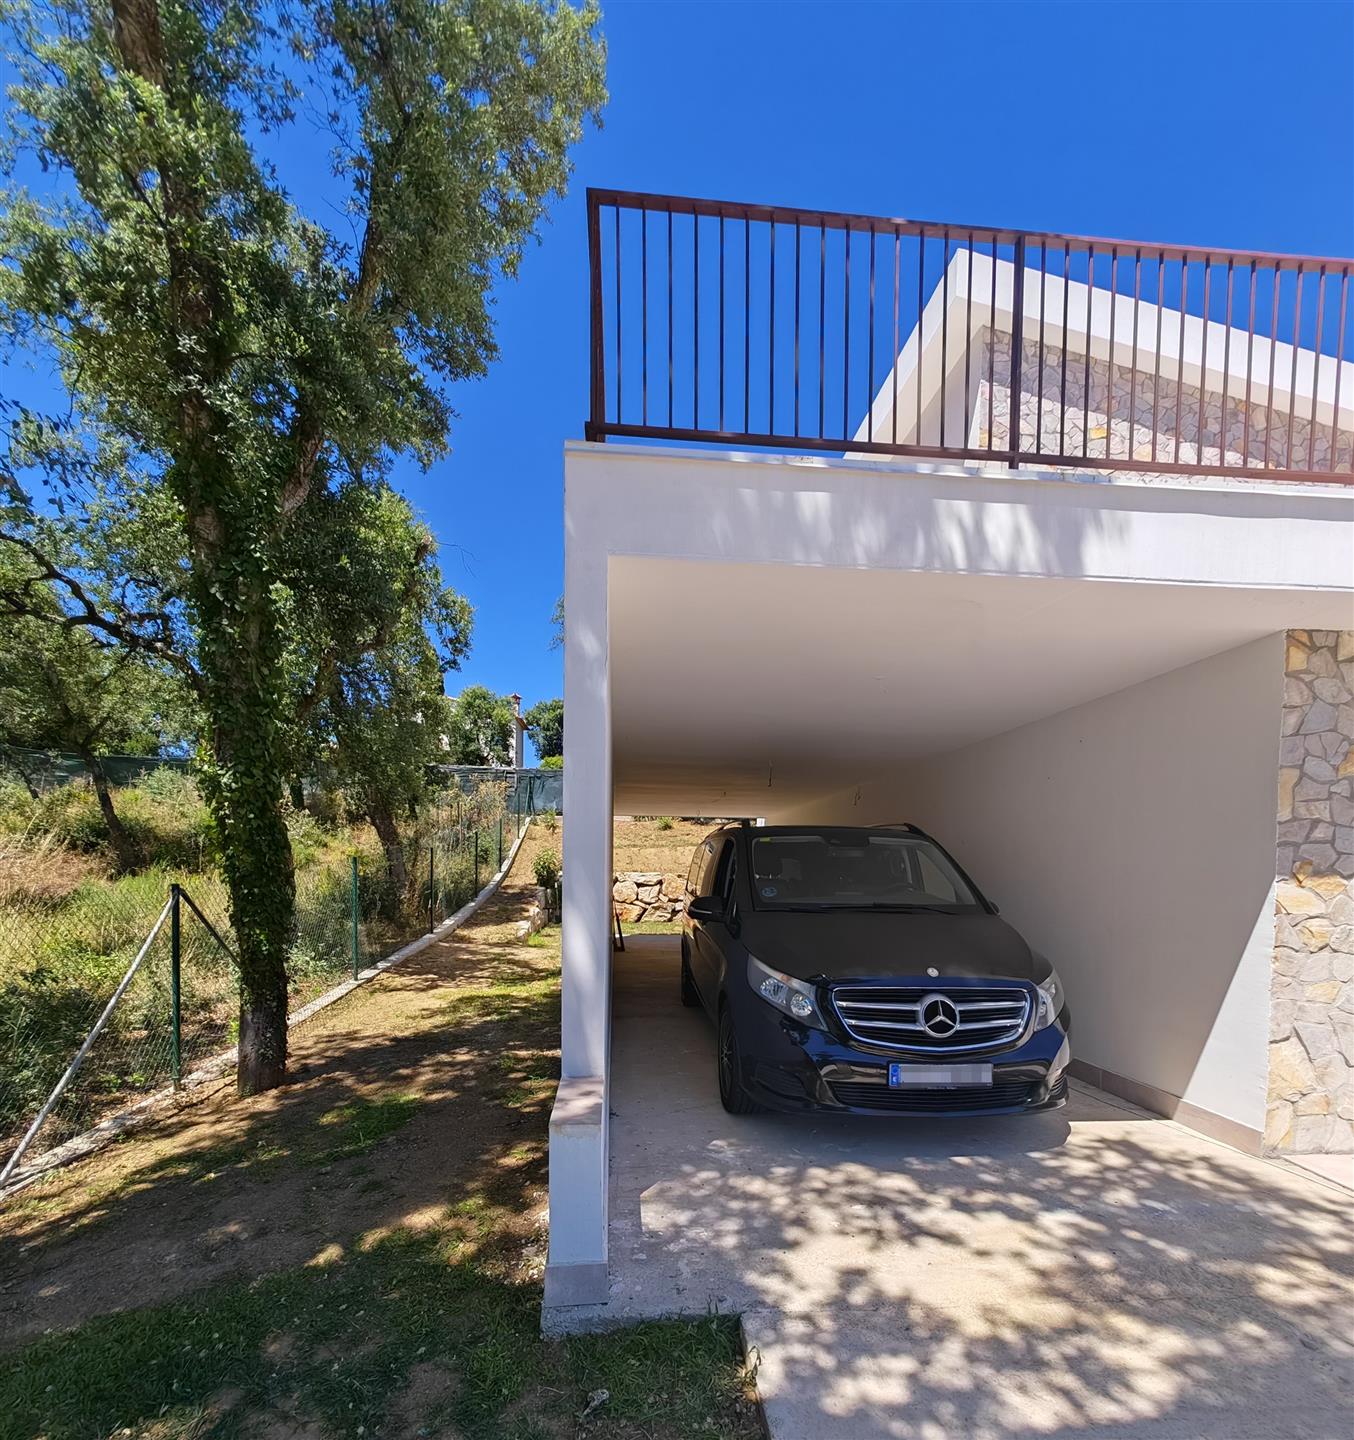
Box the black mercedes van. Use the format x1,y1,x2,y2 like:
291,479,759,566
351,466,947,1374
679,824,1072,1117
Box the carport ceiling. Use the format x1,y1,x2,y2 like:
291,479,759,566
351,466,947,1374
608,556,1337,817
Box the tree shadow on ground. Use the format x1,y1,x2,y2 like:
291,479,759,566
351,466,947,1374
0,885,562,1346
607,942,1354,1440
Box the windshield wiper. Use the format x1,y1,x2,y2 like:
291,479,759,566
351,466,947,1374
859,903,962,914
762,902,963,914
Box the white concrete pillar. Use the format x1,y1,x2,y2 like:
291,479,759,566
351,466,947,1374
544,517,611,1310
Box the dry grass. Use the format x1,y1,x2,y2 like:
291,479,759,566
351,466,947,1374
612,817,712,876
0,832,109,908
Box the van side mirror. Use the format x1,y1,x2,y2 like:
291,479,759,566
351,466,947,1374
687,894,726,924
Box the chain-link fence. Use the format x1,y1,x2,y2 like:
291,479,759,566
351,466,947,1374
0,776,535,1181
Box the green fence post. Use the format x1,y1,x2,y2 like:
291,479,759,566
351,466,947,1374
474,832,481,893
350,855,360,980
498,814,503,869
169,883,182,1087
428,844,436,933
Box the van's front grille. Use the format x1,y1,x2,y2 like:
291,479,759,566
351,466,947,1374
830,984,1031,1054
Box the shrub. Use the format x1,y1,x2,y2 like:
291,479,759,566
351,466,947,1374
533,849,561,889
538,754,563,770
283,803,326,868
656,816,674,831
0,770,215,871
540,807,559,833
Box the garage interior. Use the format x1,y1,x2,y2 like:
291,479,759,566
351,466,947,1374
611,557,1290,1148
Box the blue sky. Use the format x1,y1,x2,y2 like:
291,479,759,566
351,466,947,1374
431,0,1353,756
4,2,1352,761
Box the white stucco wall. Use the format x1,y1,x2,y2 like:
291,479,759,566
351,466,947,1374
782,634,1285,1139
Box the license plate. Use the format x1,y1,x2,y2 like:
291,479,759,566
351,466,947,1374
889,1063,993,1088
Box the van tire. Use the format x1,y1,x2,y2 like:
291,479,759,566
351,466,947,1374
718,1005,764,1114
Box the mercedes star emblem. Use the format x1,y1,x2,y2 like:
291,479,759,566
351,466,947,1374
926,966,939,977
919,992,960,1038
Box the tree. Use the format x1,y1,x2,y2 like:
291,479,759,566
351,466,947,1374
299,489,470,900
0,612,189,872
0,0,605,1094
0,501,195,870
524,697,563,760
445,686,514,767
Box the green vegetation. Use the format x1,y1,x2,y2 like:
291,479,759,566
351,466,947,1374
0,1235,751,1440
446,686,517,767
0,874,758,1440
0,769,521,1151
532,850,562,890
524,697,564,760
0,0,605,1095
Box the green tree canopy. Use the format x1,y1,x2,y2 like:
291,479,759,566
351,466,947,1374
523,697,563,759
0,0,605,1092
445,685,514,767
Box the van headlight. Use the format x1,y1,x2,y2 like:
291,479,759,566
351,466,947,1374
1034,968,1064,1030
748,955,824,1028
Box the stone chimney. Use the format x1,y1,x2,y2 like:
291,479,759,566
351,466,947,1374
510,693,525,770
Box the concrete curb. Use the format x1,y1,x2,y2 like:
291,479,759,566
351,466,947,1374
1,822,532,1201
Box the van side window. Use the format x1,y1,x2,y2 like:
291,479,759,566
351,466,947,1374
685,844,706,897
711,838,735,899
722,846,738,903
690,838,718,896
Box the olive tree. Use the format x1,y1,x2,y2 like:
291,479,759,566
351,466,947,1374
0,0,604,1092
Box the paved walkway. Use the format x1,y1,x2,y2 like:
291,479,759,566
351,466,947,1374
605,939,1354,1440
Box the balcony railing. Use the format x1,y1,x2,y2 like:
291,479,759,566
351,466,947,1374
585,189,1354,484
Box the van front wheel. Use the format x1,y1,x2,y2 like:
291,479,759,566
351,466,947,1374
718,1006,763,1114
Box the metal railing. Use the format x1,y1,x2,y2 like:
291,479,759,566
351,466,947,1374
585,189,1354,484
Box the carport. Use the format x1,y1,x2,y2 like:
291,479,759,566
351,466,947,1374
546,195,1354,1431
549,441,1352,1302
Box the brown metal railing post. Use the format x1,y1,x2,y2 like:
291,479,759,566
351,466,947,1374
585,191,606,441
1008,236,1026,466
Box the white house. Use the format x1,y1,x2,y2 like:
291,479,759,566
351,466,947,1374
546,191,1354,1312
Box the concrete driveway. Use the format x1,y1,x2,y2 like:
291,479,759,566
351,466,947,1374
600,938,1353,1440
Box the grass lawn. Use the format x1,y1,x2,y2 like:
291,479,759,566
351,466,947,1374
616,919,682,937
0,829,759,1440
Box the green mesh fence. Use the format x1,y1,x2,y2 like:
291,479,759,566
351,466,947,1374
0,780,532,1178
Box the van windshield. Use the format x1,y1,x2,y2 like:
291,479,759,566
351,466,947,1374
749,834,982,911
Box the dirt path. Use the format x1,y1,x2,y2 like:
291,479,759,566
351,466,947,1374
0,822,564,1347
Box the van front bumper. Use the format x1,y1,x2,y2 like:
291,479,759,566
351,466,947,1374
730,985,1072,1117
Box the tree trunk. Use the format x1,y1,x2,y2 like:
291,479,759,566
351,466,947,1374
192,561,296,1098
367,794,408,916
109,0,295,1098
78,748,140,874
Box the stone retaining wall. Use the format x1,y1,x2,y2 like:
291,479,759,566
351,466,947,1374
613,872,686,924
1267,630,1354,1154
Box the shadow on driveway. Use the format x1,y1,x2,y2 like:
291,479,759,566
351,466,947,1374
605,937,1354,1440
